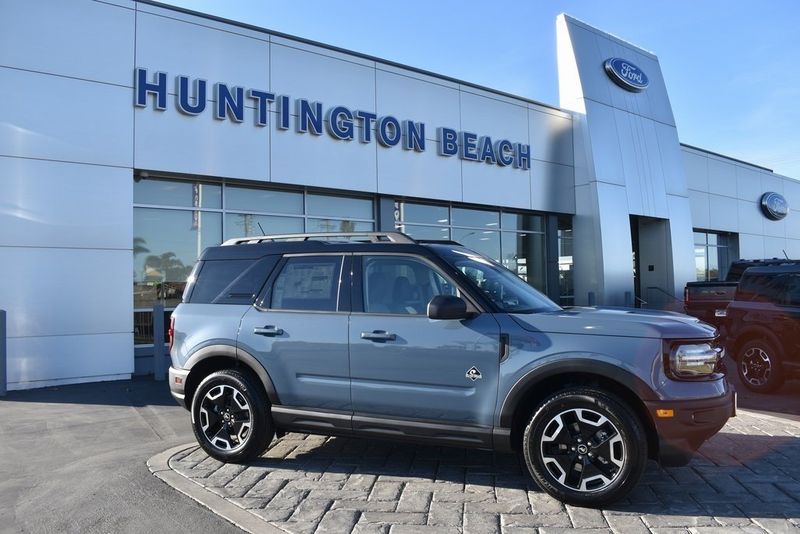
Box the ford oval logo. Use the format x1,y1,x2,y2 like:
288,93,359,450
760,192,789,221
604,58,649,92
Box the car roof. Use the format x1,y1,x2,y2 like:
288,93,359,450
742,263,800,276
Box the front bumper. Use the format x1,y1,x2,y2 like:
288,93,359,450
168,366,190,409
644,387,736,466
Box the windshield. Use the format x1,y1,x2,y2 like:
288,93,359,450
432,245,561,313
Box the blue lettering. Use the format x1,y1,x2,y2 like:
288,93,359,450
247,89,274,127
495,139,514,166
402,121,425,151
214,83,244,122
515,143,531,170
277,95,290,130
478,136,496,164
377,116,402,147
135,68,167,110
354,111,377,143
326,106,354,140
176,76,206,115
438,127,458,156
297,99,323,135
459,132,478,161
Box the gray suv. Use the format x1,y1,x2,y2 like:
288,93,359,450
168,232,734,506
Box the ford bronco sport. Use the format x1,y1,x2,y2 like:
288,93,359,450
168,232,734,506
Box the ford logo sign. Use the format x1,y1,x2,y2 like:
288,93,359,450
604,58,649,92
761,192,789,221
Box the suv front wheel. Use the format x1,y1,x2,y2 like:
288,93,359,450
736,339,785,393
191,370,274,462
523,388,647,507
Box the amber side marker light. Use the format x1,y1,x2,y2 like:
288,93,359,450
656,409,674,418
174,376,183,385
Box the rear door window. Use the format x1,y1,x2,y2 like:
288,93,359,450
188,256,277,304
269,256,344,312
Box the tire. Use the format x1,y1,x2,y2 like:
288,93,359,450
736,339,785,393
190,369,274,463
522,388,648,507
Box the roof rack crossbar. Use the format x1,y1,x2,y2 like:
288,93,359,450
221,231,416,246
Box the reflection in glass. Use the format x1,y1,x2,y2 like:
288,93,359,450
501,212,544,233
451,207,499,229
502,232,546,293
133,208,222,309
225,186,303,214
395,223,450,241
306,194,373,219
452,228,501,261
306,219,373,233
558,217,574,306
134,178,221,209
396,202,449,225
225,213,303,240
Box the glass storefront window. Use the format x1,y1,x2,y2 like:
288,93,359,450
694,230,738,281
306,193,373,220
134,208,222,310
558,217,574,306
502,212,544,233
395,223,450,241
451,207,500,229
397,203,449,226
502,232,547,293
306,218,373,233
134,178,221,209
225,186,303,214
451,228,501,261
225,213,303,240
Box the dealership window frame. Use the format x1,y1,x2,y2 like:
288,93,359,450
133,175,376,348
693,229,739,282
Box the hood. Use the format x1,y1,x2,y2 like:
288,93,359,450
510,306,716,339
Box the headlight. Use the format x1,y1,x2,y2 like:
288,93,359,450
665,341,724,380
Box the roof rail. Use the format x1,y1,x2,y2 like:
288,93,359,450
221,232,416,246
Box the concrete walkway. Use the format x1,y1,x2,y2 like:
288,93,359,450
154,409,800,534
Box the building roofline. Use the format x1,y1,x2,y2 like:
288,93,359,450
680,143,773,172
135,0,566,114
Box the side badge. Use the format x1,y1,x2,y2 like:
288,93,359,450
466,366,482,381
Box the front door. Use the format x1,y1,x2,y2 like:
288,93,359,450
238,254,351,411
348,254,501,429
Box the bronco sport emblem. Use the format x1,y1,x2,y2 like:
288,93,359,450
466,367,482,381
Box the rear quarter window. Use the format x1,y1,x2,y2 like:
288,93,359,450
187,256,278,305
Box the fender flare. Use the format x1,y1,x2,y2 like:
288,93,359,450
497,358,659,428
184,342,280,404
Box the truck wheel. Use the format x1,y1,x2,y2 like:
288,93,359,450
191,369,274,463
737,339,784,393
522,388,647,507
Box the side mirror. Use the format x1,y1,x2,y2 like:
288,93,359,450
427,295,469,320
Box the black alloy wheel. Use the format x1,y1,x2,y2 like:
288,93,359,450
523,387,647,507
737,339,785,393
191,369,274,462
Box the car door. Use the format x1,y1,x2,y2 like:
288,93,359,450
348,253,501,443
238,254,352,415
777,273,800,368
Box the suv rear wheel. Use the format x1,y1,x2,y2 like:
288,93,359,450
522,388,647,507
737,339,785,393
191,370,274,462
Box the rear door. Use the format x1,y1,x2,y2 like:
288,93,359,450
238,254,352,413
348,253,501,442
777,273,800,370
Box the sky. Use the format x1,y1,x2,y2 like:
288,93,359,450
161,0,800,178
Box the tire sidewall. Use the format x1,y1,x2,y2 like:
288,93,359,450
523,389,647,507
737,339,784,393
191,370,272,463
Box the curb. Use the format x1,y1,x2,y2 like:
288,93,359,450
147,444,285,534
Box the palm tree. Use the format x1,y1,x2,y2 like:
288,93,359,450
133,237,150,256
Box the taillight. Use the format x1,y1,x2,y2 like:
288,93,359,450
168,315,175,353
684,287,689,303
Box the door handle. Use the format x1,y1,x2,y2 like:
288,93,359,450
254,325,284,337
361,330,396,342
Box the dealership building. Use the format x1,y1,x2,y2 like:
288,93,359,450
2,0,798,390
